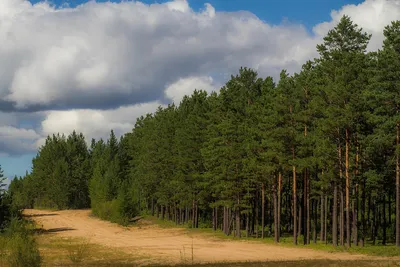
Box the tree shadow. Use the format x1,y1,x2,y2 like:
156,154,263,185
33,227,76,235
24,213,59,218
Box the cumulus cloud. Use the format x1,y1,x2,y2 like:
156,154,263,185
165,76,220,104
39,101,164,146
0,125,41,156
0,0,317,111
1,0,400,156
313,0,400,51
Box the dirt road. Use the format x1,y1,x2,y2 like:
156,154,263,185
24,209,387,265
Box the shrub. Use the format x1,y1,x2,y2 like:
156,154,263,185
67,239,91,265
7,234,41,267
2,218,42,267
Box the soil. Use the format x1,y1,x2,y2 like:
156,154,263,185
23,209,394,265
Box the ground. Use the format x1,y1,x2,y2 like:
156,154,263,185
23,209,400,266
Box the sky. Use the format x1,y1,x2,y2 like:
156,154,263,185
0,0,398,183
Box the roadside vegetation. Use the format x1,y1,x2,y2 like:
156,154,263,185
1,169,42,267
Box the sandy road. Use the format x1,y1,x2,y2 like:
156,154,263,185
24,209,387,265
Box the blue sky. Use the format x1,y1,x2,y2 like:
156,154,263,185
1,0,386,181
30,0,364,30
1,154,34,179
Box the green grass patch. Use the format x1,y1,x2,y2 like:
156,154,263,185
156,260,400,267
144,215,186,229
144,216,400,258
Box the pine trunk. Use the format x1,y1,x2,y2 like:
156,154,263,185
306,172,310,245
372,198,377,245
278,172,282,241
151,197,155,216
195,204,199,228
320,193,324,242
324,195,328,243
397,119,400,247
224,207,228,235
389,194,392,225
236,197,241,238
192,199,195,229
256,188,259,238
338,139,344,246
383,195,387,245
185,206,189,223
313,199,317,244
333,181,338,247
262,183,265,239
246,213,250,238
352,186,358,246
298,200,302,239
340,188,344,246
274,183,278,243
353,143,359,246
345,128,351,248
212,207,216,231
293,148,297,245
303,171,306,244
361,177,366,247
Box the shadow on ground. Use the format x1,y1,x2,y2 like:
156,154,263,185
24,213,59,218
33,227,76,235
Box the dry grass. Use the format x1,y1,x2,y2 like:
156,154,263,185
163,261,400,267
31,227,400,267
36,234,152,266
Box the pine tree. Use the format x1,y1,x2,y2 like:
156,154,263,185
315,15,371,247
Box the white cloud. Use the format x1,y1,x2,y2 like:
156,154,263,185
39,101,164,145
165,76,219,104
166,0,190,12
0,0,317,110
313,0,400,51
0,125,41,156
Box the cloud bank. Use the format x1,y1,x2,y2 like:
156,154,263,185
0,0,399,156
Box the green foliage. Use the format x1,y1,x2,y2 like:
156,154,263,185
9,132,91,210
0,165,15,230
1,218,41,267
66,239,91,264
6,233,41,267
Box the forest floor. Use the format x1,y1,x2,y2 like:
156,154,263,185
24,209,400,266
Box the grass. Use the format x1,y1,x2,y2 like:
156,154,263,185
0,235,8,266
66,238,92,264
156,260,400,267
0,218,42,267
143,215,400,258
36,235,153,266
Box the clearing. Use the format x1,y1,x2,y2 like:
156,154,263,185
24,209,399,266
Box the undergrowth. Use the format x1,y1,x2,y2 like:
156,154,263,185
144,215,400,258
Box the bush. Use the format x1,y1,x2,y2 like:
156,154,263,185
1,218,42,267
91,183,138,226
0,236,7,266
67,239,91,264
7,234,41,267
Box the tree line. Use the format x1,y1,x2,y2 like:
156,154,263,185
8,16,400,247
